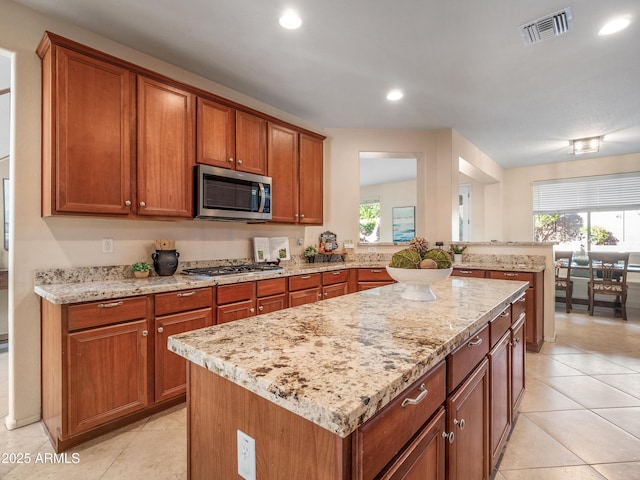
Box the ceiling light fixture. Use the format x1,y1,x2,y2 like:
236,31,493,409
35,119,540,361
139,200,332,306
279,10,302,30
599,16,631,35
572,136,601,155
386,89,403,101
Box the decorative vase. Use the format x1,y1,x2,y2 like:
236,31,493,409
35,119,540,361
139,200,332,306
152,249,179,276
454,253,463,263
134,270,149,279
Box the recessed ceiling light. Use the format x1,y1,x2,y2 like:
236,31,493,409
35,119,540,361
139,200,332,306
279,10,302,30
598,17,631,36
386,89,403,101
572,136,601,155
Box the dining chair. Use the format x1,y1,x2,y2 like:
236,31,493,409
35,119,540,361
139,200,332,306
588,252,630,320
554,251,573,313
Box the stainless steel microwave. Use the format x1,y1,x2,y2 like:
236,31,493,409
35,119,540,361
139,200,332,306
194,165,272,222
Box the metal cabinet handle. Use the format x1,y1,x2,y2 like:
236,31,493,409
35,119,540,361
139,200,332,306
258,305,264,311
504,273,518,277
518,296,526,303
177,291,196,297
98,301,123,308
139,201,146,207
294,213,299,218
142,330,148,337
454,418,465,429
228,157,234,163
459,270,473,274
301,275,311,279
324,292,329,297
237,159,243,165
468,337,483,347
500,310,510,317
512,337,521,348
250,307,255,313
125,200,131,206
317,293,322,298
157,327,164,333
371,269,382,273
442,431,455,444
332,271,342,275
300,214,305,218
402,383,428,407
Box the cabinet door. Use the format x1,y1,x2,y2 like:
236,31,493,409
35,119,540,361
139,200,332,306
268,123,299,223
289,287,322,307
217,300,256,324
452,269,486,278
196,97,236,168
235,111,267,175
446,358,489,480
137,76,194,218
511,315,526,417
50,47,133,215
257,294,287,315
323,283,348,300
155,308,212,402
381,407,446,480
67,319,148,435
489,332,511,471
298,134,323,224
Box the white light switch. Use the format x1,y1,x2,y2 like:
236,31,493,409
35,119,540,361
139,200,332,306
237,430,256,480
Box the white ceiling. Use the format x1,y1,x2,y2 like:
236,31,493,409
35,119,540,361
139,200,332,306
12,0,640,168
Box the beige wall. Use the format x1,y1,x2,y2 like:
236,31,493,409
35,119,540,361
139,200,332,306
502,153,640,241
0,0,326,429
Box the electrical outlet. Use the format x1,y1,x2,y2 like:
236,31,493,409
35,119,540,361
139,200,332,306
297,238,303,247
102,238,114,254
237,430,256,480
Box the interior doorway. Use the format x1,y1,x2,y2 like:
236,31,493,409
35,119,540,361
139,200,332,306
459,184,471,241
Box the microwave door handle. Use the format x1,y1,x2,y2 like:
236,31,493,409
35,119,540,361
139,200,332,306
258,183,266,213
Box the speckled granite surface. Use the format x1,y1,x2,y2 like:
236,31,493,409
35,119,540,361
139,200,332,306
168,277,528,438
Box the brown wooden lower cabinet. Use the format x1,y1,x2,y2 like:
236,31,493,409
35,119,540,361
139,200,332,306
511,314,526,416
489,332,511,471
356,268,395,291
289,287,322,307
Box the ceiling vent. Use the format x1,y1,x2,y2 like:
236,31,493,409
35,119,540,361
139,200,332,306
519,7,573,46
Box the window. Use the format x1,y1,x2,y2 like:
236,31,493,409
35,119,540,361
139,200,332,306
532,173,640,253
359,199,380,243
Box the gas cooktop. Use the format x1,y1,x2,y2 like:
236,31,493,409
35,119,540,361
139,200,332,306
181,263,283,277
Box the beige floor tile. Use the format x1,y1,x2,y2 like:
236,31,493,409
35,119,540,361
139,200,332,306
541,375,640,409
101,429,187,480
519,378,583,413
593,352,640,373
500,465,606,480
593,407,640,439
525,354,584,379
550,354,637,375
538,342,585,355
497,415,583,470
592,373,640,399
527,410,640,464
591,462,640,480
141,403,186,432
493,472,508,480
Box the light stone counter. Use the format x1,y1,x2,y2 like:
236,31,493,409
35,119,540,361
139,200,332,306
168,277,528,438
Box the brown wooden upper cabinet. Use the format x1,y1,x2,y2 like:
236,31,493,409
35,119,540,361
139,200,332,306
38,42,135,216
197,98,267,175
268,125,324,224
137,76,195,218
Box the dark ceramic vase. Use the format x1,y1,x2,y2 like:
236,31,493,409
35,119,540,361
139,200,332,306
151,249,179,276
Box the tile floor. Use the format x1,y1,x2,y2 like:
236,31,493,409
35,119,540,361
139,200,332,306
0,305,638,479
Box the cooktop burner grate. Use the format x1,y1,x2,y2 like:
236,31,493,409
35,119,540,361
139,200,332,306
181,263,283,277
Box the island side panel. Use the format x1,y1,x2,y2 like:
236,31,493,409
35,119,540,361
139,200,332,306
187,362,351,480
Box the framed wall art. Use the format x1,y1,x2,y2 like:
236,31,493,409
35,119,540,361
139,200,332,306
392,206,415,242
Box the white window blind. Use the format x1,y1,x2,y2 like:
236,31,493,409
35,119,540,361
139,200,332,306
532,172,640,214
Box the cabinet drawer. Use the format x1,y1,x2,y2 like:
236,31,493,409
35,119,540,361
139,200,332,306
487,270,534,287
217,300,255,324
447,324,490,393
358,281,394,291
288,288,322,307
217,282,256,305
257,294,287,314
288,273,322,292
67,296,148,331
490,305,511,347
357,268,393,282
355,361,446,480
323,283,348,299
256,277,286,297
452,268,486,278
322,269,348,286
512,292,526,321
155,287,213,316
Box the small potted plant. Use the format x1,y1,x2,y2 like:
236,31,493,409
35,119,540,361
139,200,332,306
450,244,467,263
131,261,152,279
304,246,318,263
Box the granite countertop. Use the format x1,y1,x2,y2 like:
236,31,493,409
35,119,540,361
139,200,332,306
453,262,545,272
168,277,528,438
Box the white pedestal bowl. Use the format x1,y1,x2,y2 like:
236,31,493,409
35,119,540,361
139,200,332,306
386,266,453,301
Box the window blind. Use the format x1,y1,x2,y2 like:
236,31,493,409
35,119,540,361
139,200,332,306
532,172,640,214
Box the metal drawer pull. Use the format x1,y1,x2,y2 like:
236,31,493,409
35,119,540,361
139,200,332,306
504,273,518,277
500,310,510,317
258,306,264,311
459,270,473,274
157,327,164,333
301,275,311,279
371,269,382,273
442,431,455,444
454,418,465,429
402,383,428,407
512,337,520,348
177,291,196,297
332,271,342,275
468,337,483,347
142,330,148,337
98,301,123,308
518,296,526,302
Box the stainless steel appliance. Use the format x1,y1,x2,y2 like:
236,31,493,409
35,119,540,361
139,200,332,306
181,263,283,277
194,165,272,221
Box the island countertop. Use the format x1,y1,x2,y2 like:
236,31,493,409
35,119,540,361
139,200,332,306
168,276,528,438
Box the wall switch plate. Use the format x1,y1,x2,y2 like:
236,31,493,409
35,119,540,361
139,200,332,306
237,430,256,480
102,238,114,254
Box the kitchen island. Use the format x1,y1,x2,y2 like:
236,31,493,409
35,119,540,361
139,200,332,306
169,276,528,479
